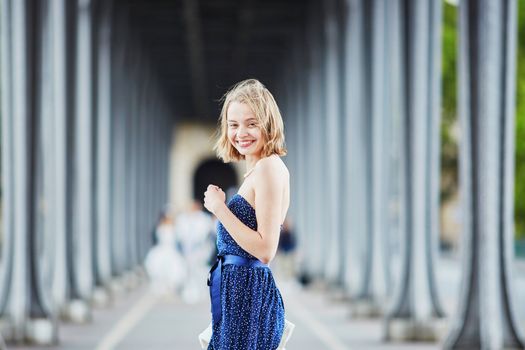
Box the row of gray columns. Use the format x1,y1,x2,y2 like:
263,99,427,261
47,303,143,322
282,0,524,348
0,0,172,344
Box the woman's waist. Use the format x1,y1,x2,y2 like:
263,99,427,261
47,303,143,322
216,246,256,259
219,254,268,268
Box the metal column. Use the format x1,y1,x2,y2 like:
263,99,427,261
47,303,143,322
385,0,445,340
93,0,114,306
444,0,524,348
323,0,344,286
72,0,95,308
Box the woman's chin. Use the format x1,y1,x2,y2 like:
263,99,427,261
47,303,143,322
234,144,262,158
236,146,252,155
238,150,256,158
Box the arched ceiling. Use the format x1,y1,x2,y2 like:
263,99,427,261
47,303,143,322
118,0,309,121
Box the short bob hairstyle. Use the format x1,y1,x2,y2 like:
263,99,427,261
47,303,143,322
214,79,287,162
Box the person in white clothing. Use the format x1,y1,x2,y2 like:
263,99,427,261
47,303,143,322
176,200,215,303
144,212,187,296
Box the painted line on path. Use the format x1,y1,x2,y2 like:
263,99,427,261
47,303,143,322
95,293,157,350
286,291,349,350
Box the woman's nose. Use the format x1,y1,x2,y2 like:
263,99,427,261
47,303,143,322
237,124,249,136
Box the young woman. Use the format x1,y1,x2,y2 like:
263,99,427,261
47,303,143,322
201,79,293,349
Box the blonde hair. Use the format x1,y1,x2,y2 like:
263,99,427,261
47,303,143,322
214,79,287,162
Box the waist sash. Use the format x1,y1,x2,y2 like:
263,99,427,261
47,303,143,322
207,254,268,325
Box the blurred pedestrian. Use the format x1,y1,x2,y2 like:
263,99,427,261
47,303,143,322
144,212,186,296
176,199,215,304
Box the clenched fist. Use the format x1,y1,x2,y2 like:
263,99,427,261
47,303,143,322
203,184,226,215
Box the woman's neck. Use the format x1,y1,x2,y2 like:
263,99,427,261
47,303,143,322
245,155,262,172
243,155,263,178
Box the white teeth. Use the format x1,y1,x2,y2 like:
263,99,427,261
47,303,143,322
238,140,254,147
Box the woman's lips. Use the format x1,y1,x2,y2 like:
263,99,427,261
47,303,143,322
237,140,255,148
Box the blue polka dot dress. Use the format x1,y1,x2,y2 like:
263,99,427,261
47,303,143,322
208,194,285,350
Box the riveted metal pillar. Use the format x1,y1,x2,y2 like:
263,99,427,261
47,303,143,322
344,0,390,316
93,0,114,307
305,0,327,279
291,37,309,280
0,0,15,320
385,0,446,341
110,11,129,279
70,0,95,317
323,0,344,286
9,2,32,339
49,0,69,316
444,0,524,348
0,0,56,343
342,0,367,299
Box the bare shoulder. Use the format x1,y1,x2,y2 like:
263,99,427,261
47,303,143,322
256,155,289,179
255,155,290,219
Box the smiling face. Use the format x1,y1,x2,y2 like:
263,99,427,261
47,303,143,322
226,101,264,159
214,79,286,163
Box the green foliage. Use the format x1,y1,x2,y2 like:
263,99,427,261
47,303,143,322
440,0,525,239
440,2,458,204
515,0,525,238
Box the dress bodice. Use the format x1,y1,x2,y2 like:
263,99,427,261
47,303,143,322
216,194,258,259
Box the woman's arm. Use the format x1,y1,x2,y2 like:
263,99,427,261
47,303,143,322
205,159,284,263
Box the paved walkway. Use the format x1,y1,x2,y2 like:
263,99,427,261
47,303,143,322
10,281,441,350
9,256,525,349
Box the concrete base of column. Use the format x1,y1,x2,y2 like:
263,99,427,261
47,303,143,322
385,317,447,342
0,334,6,349
349,299,383,318
65,299,92,323
0,318,57,345
0,319,13,342
109,277,126,298
134,265,147,280
326,285,350,302
122,270,141,290
307,278,333,293
108,268,146,295
92,286,112,308
25,318,57,345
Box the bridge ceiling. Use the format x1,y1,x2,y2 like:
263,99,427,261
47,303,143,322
119,0,309,122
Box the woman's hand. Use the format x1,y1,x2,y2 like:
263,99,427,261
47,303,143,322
203,184,226,215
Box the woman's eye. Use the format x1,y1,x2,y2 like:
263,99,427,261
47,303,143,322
249,123,257,127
